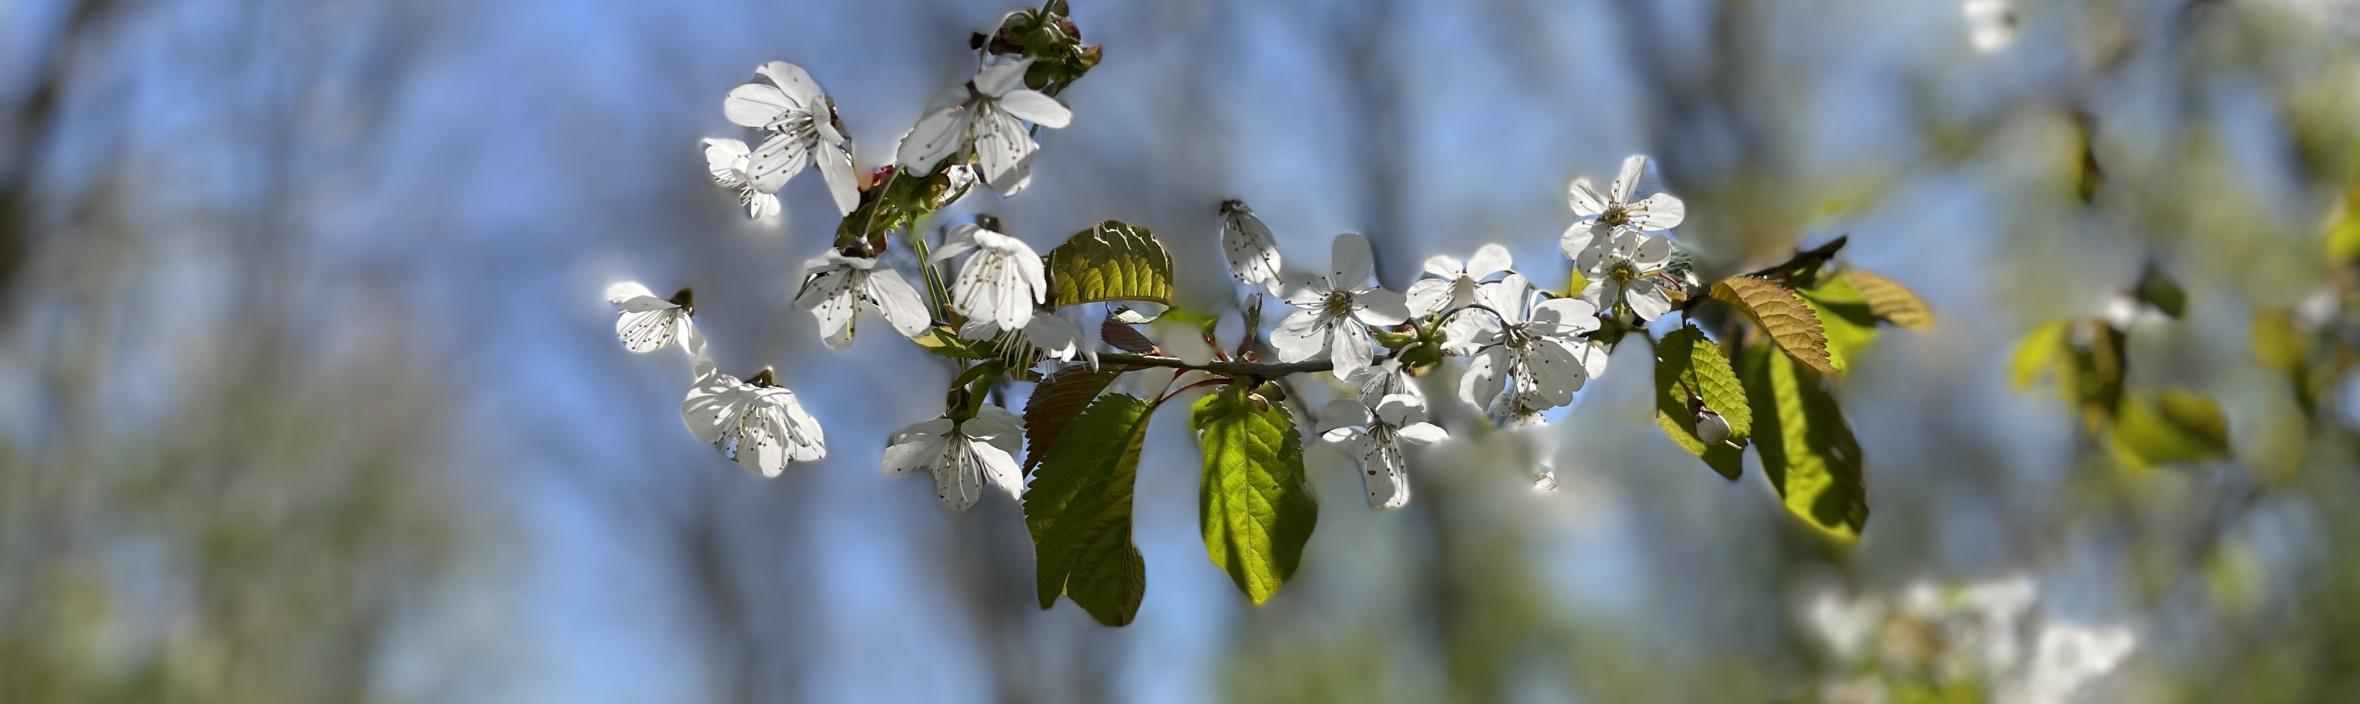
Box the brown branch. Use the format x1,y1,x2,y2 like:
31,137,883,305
1095,352,1331,377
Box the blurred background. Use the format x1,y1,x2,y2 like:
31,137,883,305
4,0,2359,701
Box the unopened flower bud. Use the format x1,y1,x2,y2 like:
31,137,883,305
1695,408,1732,447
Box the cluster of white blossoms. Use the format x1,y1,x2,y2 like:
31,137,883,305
1803,575,2138,704
608,282,828,477
629,17,1717,517
1215,154,1687,508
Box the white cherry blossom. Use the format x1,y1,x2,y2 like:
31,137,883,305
1963,0,2019,54
960,310,1082,367
896,58,1073,196
1347,357,1425,409
1271,234,1412,380
607,281,702,356
1561,154,1686,260
1407,243,1514,317
723,61,860,215
1218,199,1283,292
882,406,1026,511
793,250,932,349
1576,229,1678,321
701,138,781,220
1998,623,2136,704
1457,274,1608,414
933,221,1049,332
681,367,826,477
1320,394,1447,509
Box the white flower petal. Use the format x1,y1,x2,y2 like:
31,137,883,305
1328,233,1377,288
723,83,793,129
1352,288,1410,326
1459,348,1508,412
1395,422,1448,445
897,103,971,173
1567,176,1608,216
814,140,860,215
1629,192,1685,230
1627,284,1674,321
748,133,810,192
973,58,1032,97
997,88,1072,128
1611,154,1649,204
1405,278,1453,318
1631,233,1674,268
1270,310,1329,362
975,108,1037,195
754,61,826,109
865,269,933,337
1359,441,1410,510
1221,205,1284,288
1467,244,1514,279
1328,318,1373,379
682,372,748,444
1373,393,1424,426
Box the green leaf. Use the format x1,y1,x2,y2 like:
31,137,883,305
2251,308,2308,373
1796,276,1881,374
1023,365,1131,472
2107,390,2231,469
2011,321,2072,389
2065,320,2129,431
1840,271,1935,329
1712,276,1838,376
1742,342,1869,541
911,325,990,359
1652,327,1750,480
2072,110,2105,203
1047,220,1175,307
1192,383,1317,605
2327,187,2360,268
2131,262,2187,320
1024,394,1155,626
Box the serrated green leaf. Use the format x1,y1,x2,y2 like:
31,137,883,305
1796,276,1881,374
1192,383,1317,605
1048,220,1175,307
1742,342,1869,541
2011,321,2072,389
1840,271,1935,329
1653,327,1750,480
1712,276,1838,376
1023,365,1131,472
1024,394,1155,626
2107,390,2231,469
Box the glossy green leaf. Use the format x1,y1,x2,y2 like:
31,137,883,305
1025,394,1155,626
1653,327,1750,480
1796,275,1881,374
1047,220,1175,307
1192,383,1317,605
1742,342,1869,541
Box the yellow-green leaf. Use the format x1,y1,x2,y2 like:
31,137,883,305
1712,276,1838,376
1047,220,1175,307
1840,271,1935,329
910,325,990,359
1653,327,1750,480
2107,390,2231,469
2251,308,2307,373
1193,383,1317,605
2328,187,2360,268
1025,394,1155,626
2011,321,2072,389
1741,342,1869,541
1796,276,1880,374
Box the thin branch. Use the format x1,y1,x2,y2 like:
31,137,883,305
1095,352,1331,377
1742,234,1849,284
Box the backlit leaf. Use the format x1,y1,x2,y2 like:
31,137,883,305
1741,341,1869,541
1653,327,1750,480
1047,220,1175,307
1193,383,1317,605
1025,394,1155,626
1840,271,1935,329
2107,390,2231,469
1023,365,1131,472
1712,276,1838,376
